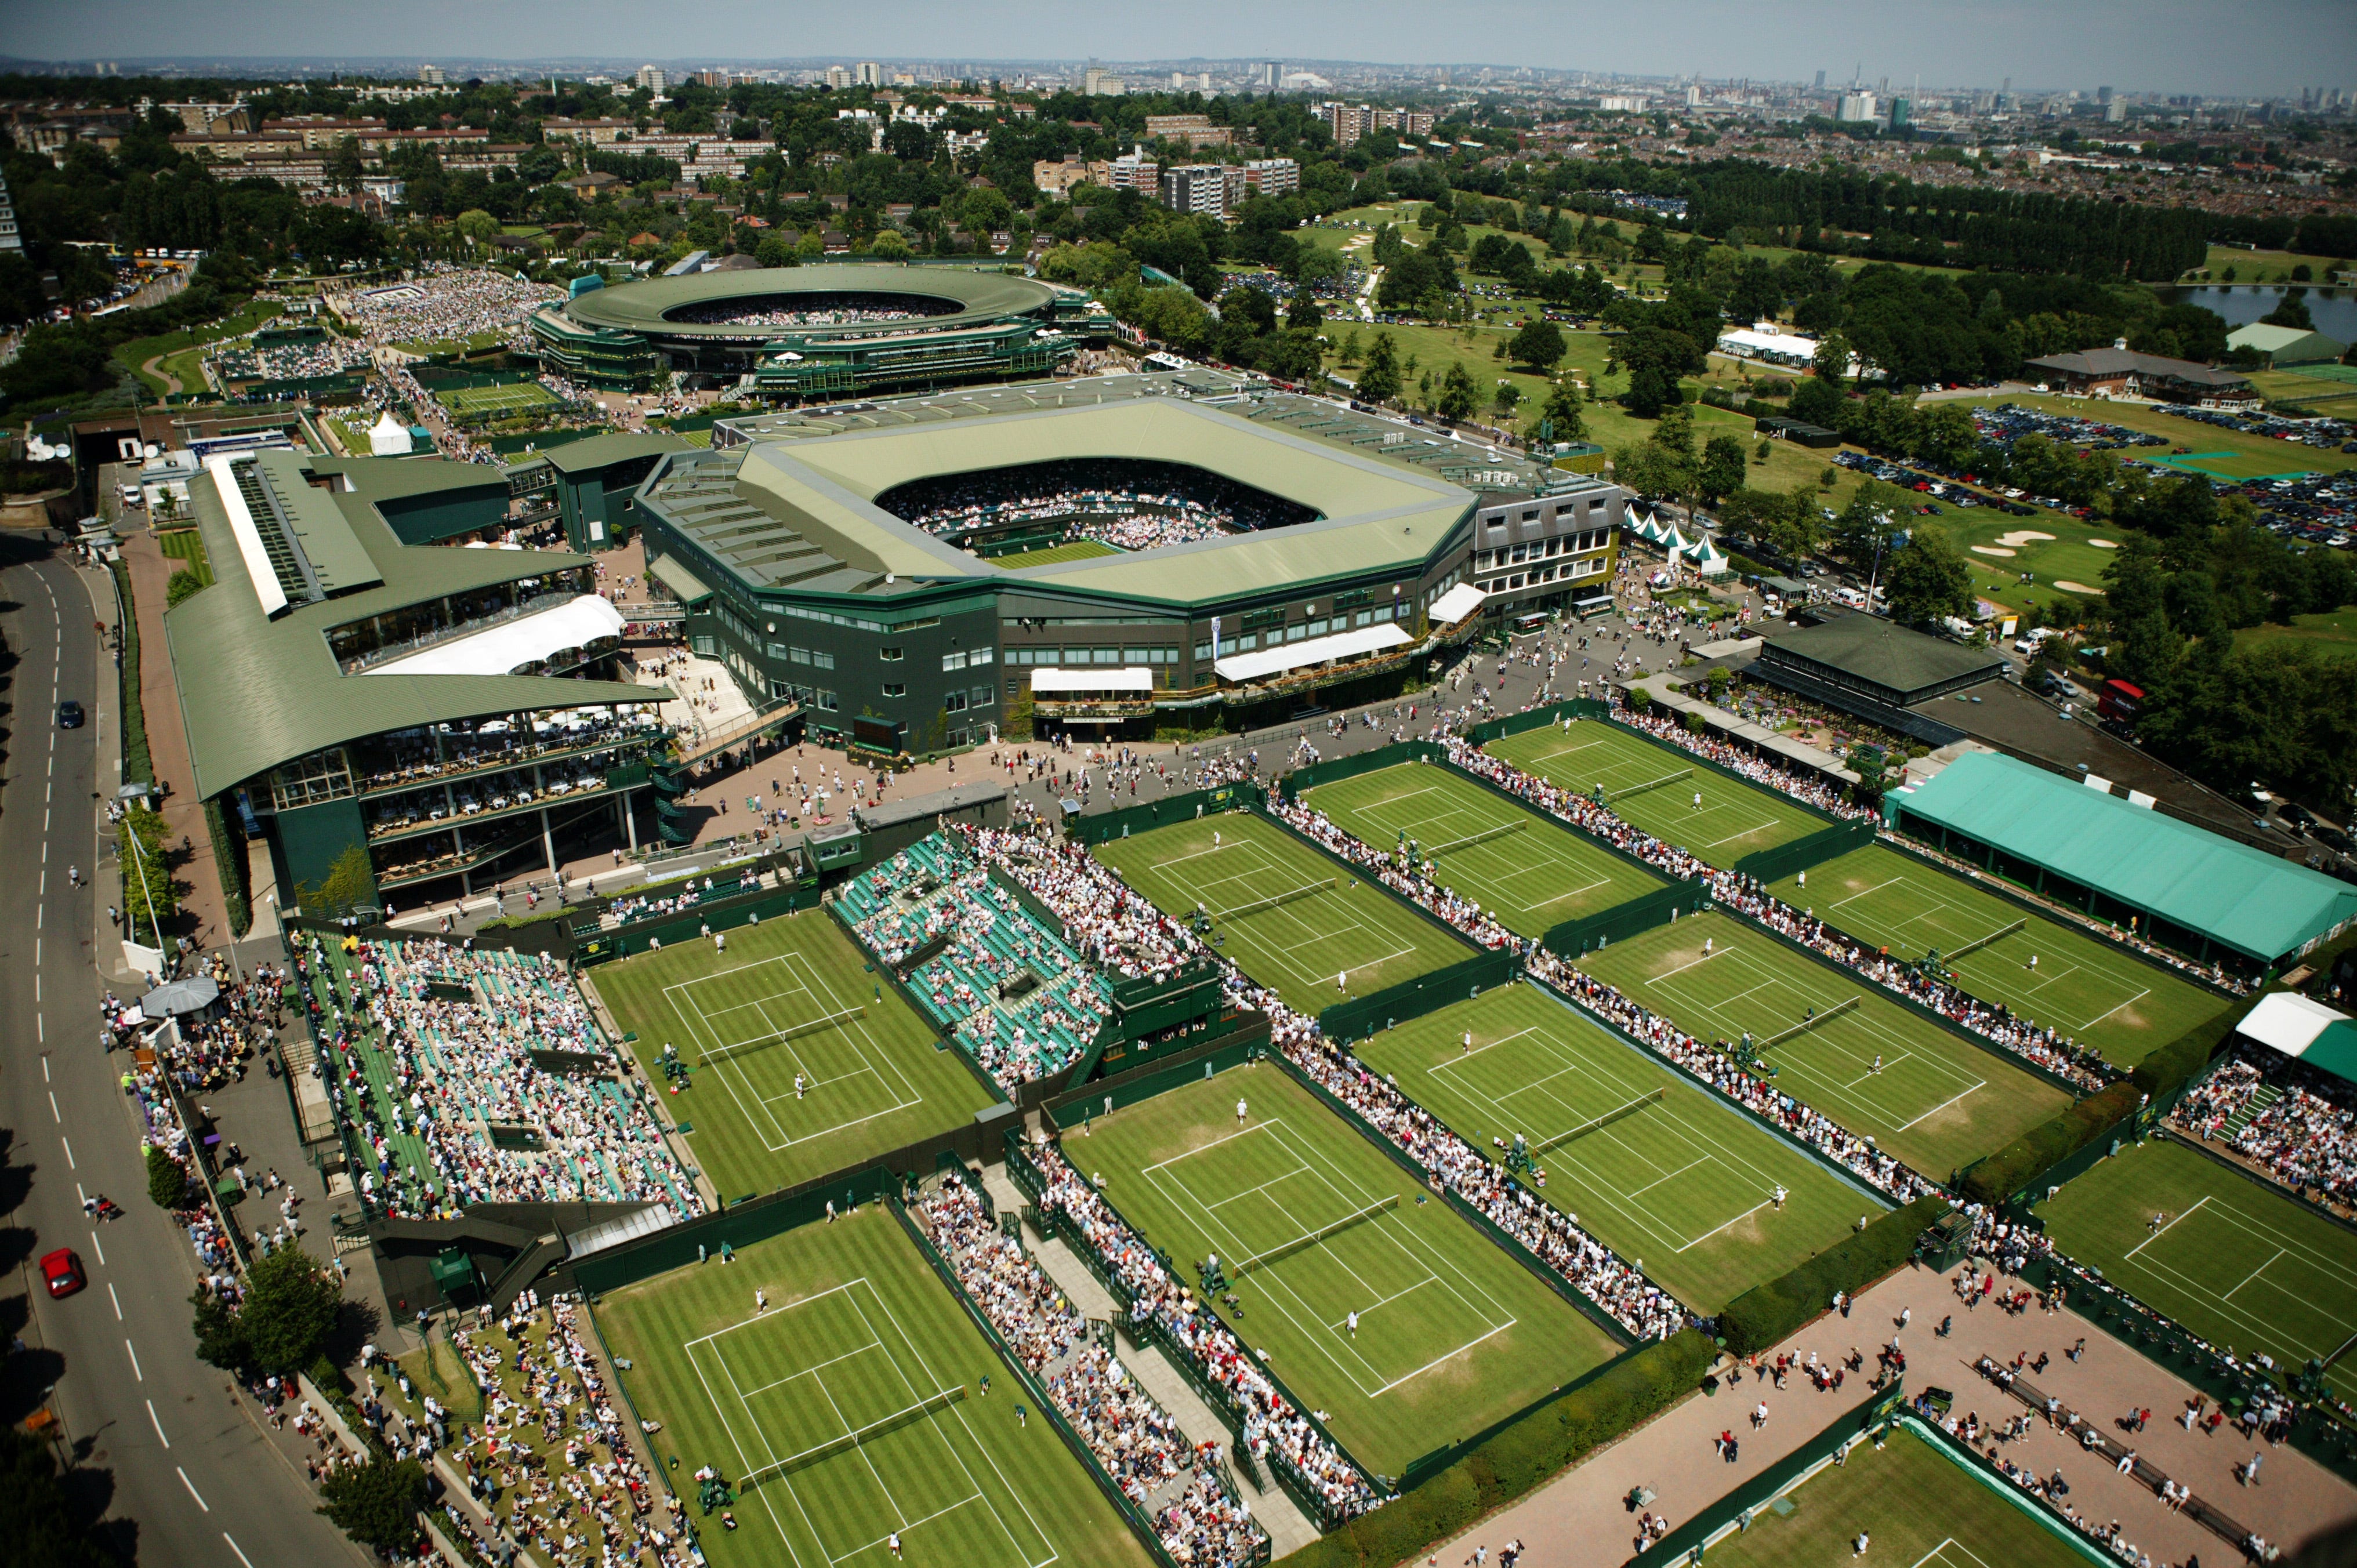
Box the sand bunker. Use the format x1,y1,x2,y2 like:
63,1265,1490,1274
2088,538,2119,549
1971,546,2017,557
2055,581,2105,595
1995,530,2056,548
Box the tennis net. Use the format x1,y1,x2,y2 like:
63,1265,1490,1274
1533,1087,1667,1154
1760,995,1859,1049
1430,819,1528,856
741,1384,967,1489
702,1004,866,1065
1213,877,1335,922
1234,1193,1399,1278
1604,767,1693,804
1946,918,2027,961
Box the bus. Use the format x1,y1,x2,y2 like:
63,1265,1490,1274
2097,680,2144,724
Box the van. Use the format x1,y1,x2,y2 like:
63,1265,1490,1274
1510,611,1550,636
1833,586,1868,609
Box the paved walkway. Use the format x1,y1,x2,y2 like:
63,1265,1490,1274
1427,1257,2357,1568
118,529,231,949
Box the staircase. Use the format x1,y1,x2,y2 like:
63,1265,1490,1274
2220,1083,2282,1142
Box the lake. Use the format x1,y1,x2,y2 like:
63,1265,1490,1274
2163,284,2357,343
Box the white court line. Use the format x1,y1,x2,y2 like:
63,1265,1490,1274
1427,1025,1543,1069
1676,1199,1778,1254
2123,1195,2210,1259
1367,1319,1518,1396
1895,1080,1986,1130
1650,945,1736,982
2221,1248,2287,1301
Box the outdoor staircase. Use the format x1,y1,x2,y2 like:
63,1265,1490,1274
2220,1083,2282,1141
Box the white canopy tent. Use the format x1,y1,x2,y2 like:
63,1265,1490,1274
1029,666,1155,694
367,594,626,678
1428,583,1488,625
1215,623,1412,684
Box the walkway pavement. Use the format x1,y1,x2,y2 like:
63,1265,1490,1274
1426,1255,2357,1568
118,529,230,948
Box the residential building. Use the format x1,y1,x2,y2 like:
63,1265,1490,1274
418,64,446,86
1082,67,1125,97
1032,154,1109,196
2024,341,2257,408
1241,157,1300,197
1836,92,1878,122
824,65,853,90
1107,146,1159,194
1160,163,1230,217
1144,113,1233,150
540,117,633,146
0,165,18,252
634,65,670,95
857,62,883,88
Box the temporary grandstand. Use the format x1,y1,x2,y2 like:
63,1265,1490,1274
1887,750,2357,968
528,264,1091,394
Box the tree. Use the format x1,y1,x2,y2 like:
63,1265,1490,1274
146,1144,188,1208
297,843,377,920
1357,332,1401,404
317,1455,428,1555
0,1427,119,1568
165,568,207,608
118,805,177,932
1436,361,1478,422
868,229,911,259
454,209,499,247
1542,378,1586,444
1286,294,1324,332
1506,318,1565,372
1883,528,1975,627
2261,293,2315,331
754,232,796,268
1698,435,1747,503
1830,479,1909,569
190,1243,342,1378
1492,381,1522,422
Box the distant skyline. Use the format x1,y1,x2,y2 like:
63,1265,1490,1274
6,0,2355,98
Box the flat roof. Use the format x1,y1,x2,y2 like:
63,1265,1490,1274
168,453,662,798
1758,614,2005,702
1894,750,2357,963
536,430,691,474
560,263,1058,341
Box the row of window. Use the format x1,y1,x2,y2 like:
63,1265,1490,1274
1475,535,1609,572
1477,557,1604,596
871,682,998,708
1006,646,1182,667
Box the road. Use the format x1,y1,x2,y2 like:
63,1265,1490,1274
0,538,363,1568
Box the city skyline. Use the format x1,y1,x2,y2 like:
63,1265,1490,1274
5,0,2355,99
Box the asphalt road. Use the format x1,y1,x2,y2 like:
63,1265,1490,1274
0,539,363,1567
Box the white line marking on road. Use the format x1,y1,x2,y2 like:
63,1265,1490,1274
178,1466,209,1511
90,1230,105,1266
60,1135,74,1170
49,1091,60,1122
110,1283,122,1320
224,1533,256,1568
42,1056,49,1081
148,1399,171,1447
126,1339,143,1381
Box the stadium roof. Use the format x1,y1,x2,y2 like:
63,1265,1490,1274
560,264,1059,341
166,452,663,799
650,399,1477,607
1758,614,2005,706
535,430,691,474
1892,750,2357,963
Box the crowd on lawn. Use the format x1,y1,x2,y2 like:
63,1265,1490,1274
1032,1139,1386,1526
2169,1051,2357,1214
919,1175,1270,1567
336,265,560,347
212,335,372,386
298,934,702,1222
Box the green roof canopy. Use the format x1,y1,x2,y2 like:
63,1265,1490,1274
1894,750,2357,963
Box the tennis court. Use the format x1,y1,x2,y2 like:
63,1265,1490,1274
1094,811,1474,1015
1771,844,2235,1068
1486,717,1826,868
434,379,561,420
1302,761,1670,938
592,913,998,1199
1351,985,1876,1311
1701,1424,2102,1568
1083,1066,1621,1476
2036,1138,2357,1407
1577,913,2070,1177
594,1207,1152,1568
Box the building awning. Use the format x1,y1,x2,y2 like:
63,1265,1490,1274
2238,993,2357,1088
647,552,713,607
368,594,626,678
1031,666,1155,694
1216,622,1412,684
1430,583,1487,625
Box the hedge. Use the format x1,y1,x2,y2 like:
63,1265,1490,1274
1718,1194,1949,1358
1278,1330,1714,1567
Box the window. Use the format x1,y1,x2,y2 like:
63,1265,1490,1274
969,647,993,666
691,635,716,655
879,646,903,662
1194,640,1212,661
882,683,905,698
1284,623,1307,643
1006,677,1020,698
817,689,839,711
942,651,968,672
1355,609,1372,627
786,645,810,664
1092,647,1120,665
1305,618,1329,637
945,691,969,713
971,684,993,707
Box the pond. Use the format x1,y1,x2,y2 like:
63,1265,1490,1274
2163,284,2357,343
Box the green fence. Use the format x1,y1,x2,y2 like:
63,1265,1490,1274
571,883,825,964
574,1164,900,1295
1043,1035,1268,1128
1732,818,1878,883
1641,1381,1908,1567
1542,883,1694,959
1069,782,1266,846
1464,698,1611,746
1318,947,1521,1043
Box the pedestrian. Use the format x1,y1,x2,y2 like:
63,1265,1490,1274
1016,1401,1027,1428
756,1289,768,1313
1236,1098,1249,1126
1753,1400,1769,1430
888,1531,902,1558
2241,1451,2262,1486
1853,1532,1870,1558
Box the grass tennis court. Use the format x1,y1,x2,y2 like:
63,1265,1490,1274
990,540,1121,568
1701,1424,2100,1568
1350,985,1877,1310
1302,761,1670,938
1487,718,1827,868
1094,811,1474,1015
1082,1065,1622,1476
595,1206,1153,1568
434,379,561,420
1770,844,2234,1068
2036,1138,2357,1406
592,912,998,1200
1576,913,2070,1177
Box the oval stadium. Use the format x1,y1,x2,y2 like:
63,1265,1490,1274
527,263,1093,397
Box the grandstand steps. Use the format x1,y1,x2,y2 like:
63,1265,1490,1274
2221,1083,2281,1142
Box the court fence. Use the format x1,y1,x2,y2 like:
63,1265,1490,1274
1274,739,1448,801
1068,781,1267,846
1542,883,1695,959
1317,947,1522,1043
1463,698,1612,746
570,881,825,966
1731,818,1878,884
1640,1380,1909,1568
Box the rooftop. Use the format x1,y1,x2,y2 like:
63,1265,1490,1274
1756,612,2006,702
2023,346,2251,389
559,263,1058,341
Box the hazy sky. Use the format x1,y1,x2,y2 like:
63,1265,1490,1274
13,0,2355,98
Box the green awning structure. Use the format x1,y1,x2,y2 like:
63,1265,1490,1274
1890,750,2357,964
2302,1021,2357,1087
2236,992,2357,1088
647,551,713,607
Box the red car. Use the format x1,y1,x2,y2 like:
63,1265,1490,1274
41,1247,85,1298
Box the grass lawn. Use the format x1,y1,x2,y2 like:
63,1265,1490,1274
594,1207,1155,1568
1486,717,1829,870
2036,1138,2357,1407
1080,1065,1623,1476
1351,985,1876,1311
1769,844,2233,1069
2236,608,2357,660
1576,912,2070,1177
1702,1424,2099,1568
437,380,561,419
396,327,512,357
155,527,215,587
1301,760,1670,939
991,539,1121,569
110,297,284,394
1902,496,2130,608
590,912,999,1202
2185,244,2347,283
2252,369,2357,417
1094,811,1473,1016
